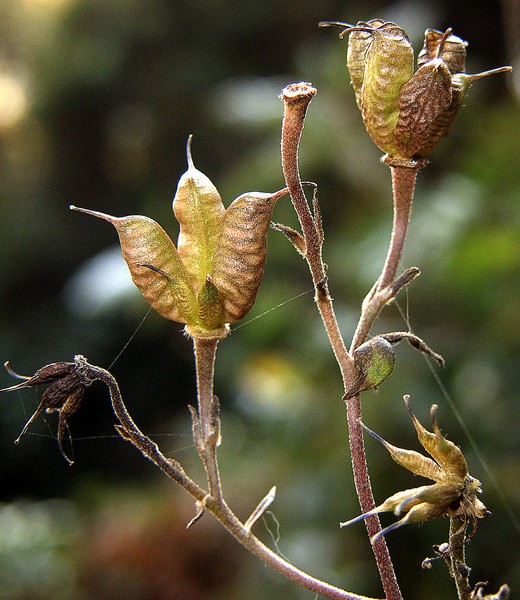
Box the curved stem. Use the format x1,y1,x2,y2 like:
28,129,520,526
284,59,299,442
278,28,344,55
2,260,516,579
350,161,422,352
378,163,420,291
280,83,402,600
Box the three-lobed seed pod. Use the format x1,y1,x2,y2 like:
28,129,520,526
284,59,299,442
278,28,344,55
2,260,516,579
321,20,512,160
72,137,287,339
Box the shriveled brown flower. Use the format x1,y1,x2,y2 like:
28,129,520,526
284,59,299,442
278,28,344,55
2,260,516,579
341,396,490,543
1,356,92,465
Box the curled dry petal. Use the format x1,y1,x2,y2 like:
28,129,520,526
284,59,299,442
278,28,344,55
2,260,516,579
340,396,489,542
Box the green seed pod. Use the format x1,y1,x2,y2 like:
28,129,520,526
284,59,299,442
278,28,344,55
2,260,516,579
346,19,386,109
173,137,225,287
197,275,224,331
354,22,415,155
418,28,467,74
344,336,395,399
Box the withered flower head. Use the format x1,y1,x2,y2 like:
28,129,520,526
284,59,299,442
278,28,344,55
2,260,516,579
1,356,92,465
71,137,287,340
321,20,512,160
340,396,490,543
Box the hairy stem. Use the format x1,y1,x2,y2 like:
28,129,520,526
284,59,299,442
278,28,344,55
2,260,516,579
449,517,471,600
193,336,222,501
280,82,402,600
280,83,352,378
350,159,423,352
80,359,381,600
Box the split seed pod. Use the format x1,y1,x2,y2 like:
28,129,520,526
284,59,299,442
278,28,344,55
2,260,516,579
324,20,512,160
72,138,287,339
340,396,490,543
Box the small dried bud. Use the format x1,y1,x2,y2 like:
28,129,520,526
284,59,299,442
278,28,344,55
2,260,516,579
323,20,512,160
340,396,490,543
1,356,92,465
72,137,288,339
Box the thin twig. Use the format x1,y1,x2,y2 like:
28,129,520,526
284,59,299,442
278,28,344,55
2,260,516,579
449,517,471,600
78,358,381,600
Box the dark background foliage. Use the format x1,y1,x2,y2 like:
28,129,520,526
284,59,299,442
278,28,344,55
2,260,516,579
0,0,518,598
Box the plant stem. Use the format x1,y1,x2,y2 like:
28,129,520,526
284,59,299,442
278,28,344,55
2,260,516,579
449,517,471,600
193,336,223,502
79,357,382,600
350,159,423,351
279,83,352,379
280,83,402,600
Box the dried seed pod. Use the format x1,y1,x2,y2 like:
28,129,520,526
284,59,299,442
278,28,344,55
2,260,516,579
1,356,91,465
211,189,287,323
73,138,287,338
418,28,467,74
326,19,512,159
340,397,490,543
355,22,415,156
70,207,198,324
395,58,453,158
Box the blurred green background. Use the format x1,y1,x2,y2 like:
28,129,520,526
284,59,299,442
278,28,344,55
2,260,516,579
0,0,518,598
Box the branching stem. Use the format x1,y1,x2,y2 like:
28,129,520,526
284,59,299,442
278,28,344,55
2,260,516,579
79,359,381,600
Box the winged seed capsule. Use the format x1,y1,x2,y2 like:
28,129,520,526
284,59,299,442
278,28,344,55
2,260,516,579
321,20,512,160
71,137,288,339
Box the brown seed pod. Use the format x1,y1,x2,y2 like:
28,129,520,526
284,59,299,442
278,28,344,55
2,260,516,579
418,28,467,74
395,58,453,158
211,190,286,323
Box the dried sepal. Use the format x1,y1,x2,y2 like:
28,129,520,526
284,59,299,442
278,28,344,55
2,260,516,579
340,397,490,543
1,356,92,465
270,222,306,256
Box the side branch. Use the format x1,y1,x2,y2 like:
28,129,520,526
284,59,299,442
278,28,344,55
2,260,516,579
78,359,380,600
